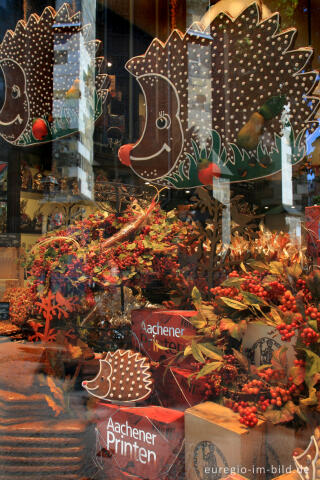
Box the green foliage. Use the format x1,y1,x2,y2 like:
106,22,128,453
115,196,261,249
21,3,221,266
165,124,306,188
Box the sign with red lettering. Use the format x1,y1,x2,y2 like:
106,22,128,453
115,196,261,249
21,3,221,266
131,309,197,366
94,402,185,479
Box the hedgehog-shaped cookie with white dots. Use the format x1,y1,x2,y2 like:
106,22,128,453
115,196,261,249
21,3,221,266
0,3,109,146
119,1,320,188
82,350,153,404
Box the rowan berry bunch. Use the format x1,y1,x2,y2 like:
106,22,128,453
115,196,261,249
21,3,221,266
300,327,320,346
241,271,269,300
229,270,239,278
276,320,296,341
224,399,259,427
279,290,298,313
220,364,238,383
242,379,263,395
269,386,293,406
201,380,217,399
296,279,312,302
257,367,286,382
210,286,241,300
257,396,270,412
305,306,320,322
226,368,300,424
266,281,287,302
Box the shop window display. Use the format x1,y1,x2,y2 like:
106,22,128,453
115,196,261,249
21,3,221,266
0,0,319,479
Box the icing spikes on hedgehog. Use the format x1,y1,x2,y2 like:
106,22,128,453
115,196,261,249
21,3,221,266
0,3,109,146
81,350,153,404
293,427,320,480
119,2,319,186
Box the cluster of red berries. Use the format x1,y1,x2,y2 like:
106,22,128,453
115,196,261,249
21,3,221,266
201,381,215,400
242,274,268,299
276,321,296,341
305,306,320,321
220,364,238,383
152,256,180,276
296,279,312,302
300,327,320,346
220,355,239,384
229,270,239,278
242,379,263,395
222,354,237,364
279,290,298,313
269,386,292,406
257,396,270,412
26,200,205,306
267,281,286,301
225,399,259,427
257,367,285,382
210,286,240,299
238,406,259,427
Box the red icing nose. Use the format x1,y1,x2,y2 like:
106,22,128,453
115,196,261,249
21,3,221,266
82,381,87,387
118,143,134,167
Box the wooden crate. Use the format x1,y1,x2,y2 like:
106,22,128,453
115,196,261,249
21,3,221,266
185,402,266,480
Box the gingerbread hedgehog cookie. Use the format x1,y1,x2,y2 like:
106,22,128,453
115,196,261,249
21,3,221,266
0,3,109,146
82,350,153,404
119,2,319,187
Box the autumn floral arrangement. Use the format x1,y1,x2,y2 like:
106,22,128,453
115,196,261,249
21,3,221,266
3,193,207,350
24,198,200,297
176,255,320,427
3,184,320,426
4,188,305,345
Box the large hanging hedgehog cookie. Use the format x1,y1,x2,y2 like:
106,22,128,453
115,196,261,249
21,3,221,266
82,350,153,404
293,426,320,480
0,3,109,146
118,2,320,188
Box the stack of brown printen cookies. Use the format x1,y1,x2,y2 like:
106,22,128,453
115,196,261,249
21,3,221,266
0,342,90,480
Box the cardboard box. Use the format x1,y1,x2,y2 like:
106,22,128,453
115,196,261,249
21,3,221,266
185,402,266,480
93,402,185,479
153,365,207,411
265,424,296,477
131,309,197,367
266,417,319,480
242,323,296,370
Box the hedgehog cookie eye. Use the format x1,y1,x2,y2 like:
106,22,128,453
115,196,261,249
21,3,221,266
11,85,21,99
156,113,171,130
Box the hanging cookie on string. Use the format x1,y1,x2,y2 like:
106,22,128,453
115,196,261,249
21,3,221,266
0,3,109,146
119,2,319,188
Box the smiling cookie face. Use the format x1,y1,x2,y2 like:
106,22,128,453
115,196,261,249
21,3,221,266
119,4,320,188
82,350,153,404
82,359,112,399
0,4,109,146
128,74,184,180
0,59,29,142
